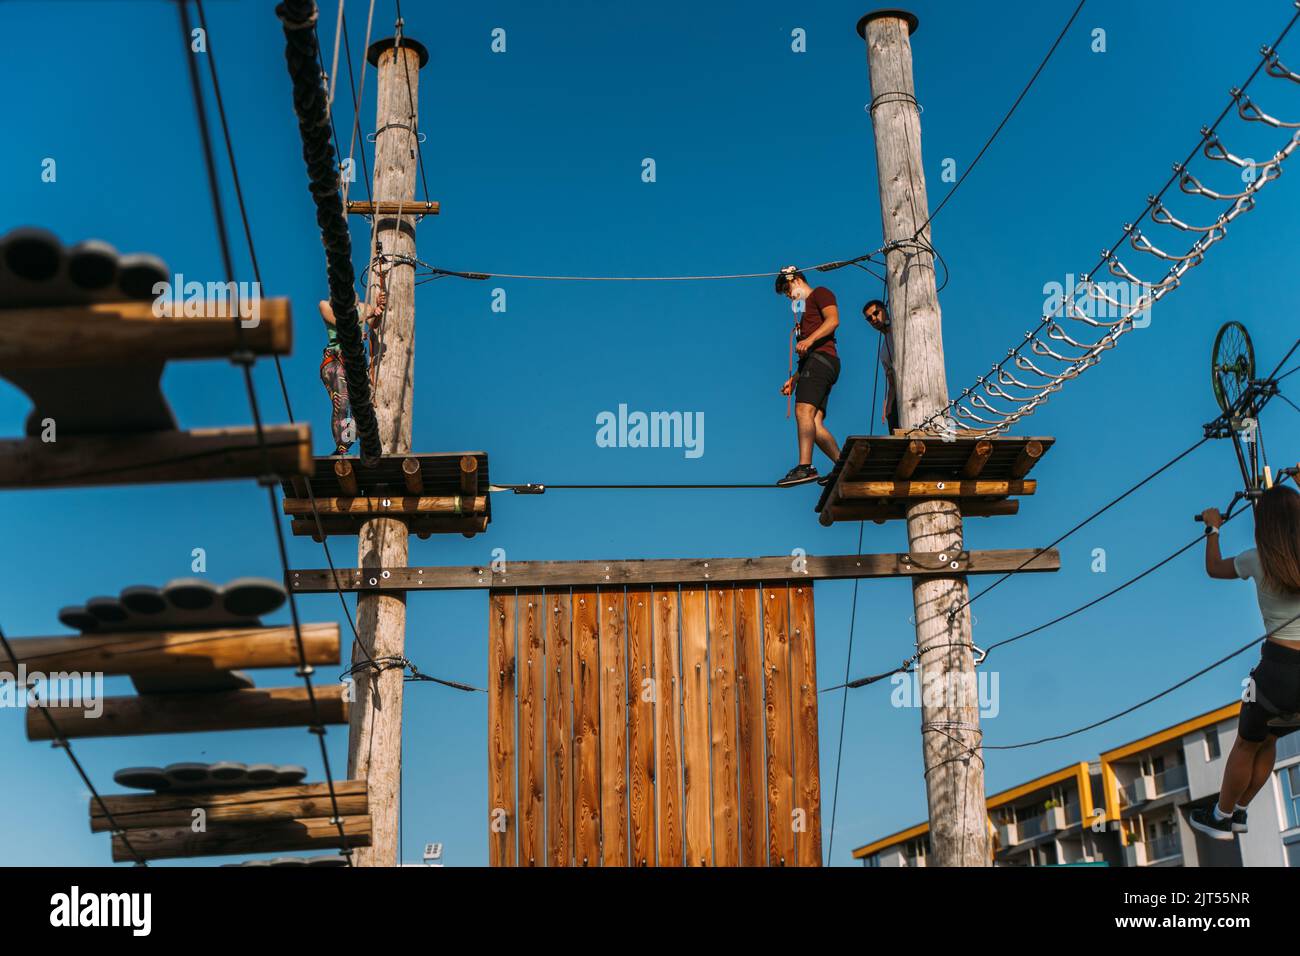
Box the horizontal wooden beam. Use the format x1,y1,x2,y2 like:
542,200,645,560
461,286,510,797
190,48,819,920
27,685,348,740
0,299,291,369
281,494,488,516
821,499,1020,525
0,623,339,675
286,548,1060,592
0,424,312,489
346,200,439,216
92,780,367,832
838,479,1036,499
111,814,371,862
290,515,488,539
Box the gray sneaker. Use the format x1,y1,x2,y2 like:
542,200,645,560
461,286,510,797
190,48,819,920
777,464,819,487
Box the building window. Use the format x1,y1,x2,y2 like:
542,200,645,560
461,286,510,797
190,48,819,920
1286,837,1300,868
1203,730,1221,761
1281,764,1300,831
1279,732,1300,763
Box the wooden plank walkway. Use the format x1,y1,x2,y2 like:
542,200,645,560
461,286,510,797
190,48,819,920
815,433,1053,526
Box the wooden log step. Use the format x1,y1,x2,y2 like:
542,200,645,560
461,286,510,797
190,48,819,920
346,200,439,216
402,456,423,494
0,623,339,676
112,762,306,793
0,424,312,489
894,439,926,479
286,451,490,501
459,454,478,496
27,685,349,740
837,479,1036,499
281,494,488,516
0,299,292,369
110,814,371,862
59,577,286,633
960,439,993,478
92,780,367,832
1010,440,1045,478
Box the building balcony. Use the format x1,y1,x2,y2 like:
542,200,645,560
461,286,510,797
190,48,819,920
1122,776,1154,807
1122,831,1182,866
1019,804,1070,839
1152,764,1188,796
997,822,1017,848
1144,832,1182,863
1123,764,1188,809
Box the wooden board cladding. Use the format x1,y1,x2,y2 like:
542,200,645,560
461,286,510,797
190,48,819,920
486,582,822,866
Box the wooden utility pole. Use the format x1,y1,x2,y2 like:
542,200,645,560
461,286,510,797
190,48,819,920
347,32,429,867
858,10,989,866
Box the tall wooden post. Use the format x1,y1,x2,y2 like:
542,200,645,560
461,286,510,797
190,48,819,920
858,10,988,866
347,33,429,867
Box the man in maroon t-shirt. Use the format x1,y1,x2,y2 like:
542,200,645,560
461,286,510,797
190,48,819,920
775,266,841,486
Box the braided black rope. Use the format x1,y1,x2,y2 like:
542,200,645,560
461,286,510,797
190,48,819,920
278,0,382,464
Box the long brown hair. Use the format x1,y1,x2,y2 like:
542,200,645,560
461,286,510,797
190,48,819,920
1255,484,1300,593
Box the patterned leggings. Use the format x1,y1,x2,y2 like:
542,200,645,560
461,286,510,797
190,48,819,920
320,348,352,453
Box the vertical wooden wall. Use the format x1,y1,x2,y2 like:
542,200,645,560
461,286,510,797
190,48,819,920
486,582,822,866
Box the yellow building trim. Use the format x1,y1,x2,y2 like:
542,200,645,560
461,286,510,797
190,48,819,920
852,762,1095,860
1098,702,1241,762
986,761,1090,811
851,820,930,860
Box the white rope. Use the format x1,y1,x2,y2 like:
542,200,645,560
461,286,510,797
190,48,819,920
327,0,344,111
341,0,377,207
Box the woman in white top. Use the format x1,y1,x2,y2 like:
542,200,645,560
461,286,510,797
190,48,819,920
1190,485,1300,841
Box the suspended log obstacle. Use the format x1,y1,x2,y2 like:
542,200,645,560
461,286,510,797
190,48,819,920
282,451,491,538
0,623,341,677
44,576,317,699
488,580,822,866
816,434,1053,525
0,228,308,489
28,685,349,741
111,816,370,863
98,777,370,862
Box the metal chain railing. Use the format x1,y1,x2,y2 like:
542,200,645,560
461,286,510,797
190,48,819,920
919,21,1300,436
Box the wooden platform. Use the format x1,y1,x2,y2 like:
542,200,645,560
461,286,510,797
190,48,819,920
281,451,491,539
815,434,1053,526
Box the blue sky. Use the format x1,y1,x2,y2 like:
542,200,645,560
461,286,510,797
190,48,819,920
2,0,1298,866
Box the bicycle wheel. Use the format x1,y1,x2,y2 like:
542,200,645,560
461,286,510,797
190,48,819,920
1211,321,1255,415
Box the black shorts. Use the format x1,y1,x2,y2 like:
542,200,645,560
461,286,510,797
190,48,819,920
1238,640,1300,742
795,352,839,416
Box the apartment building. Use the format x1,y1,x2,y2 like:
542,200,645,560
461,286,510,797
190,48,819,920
1102,702,1300,866
853,701,1300,867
